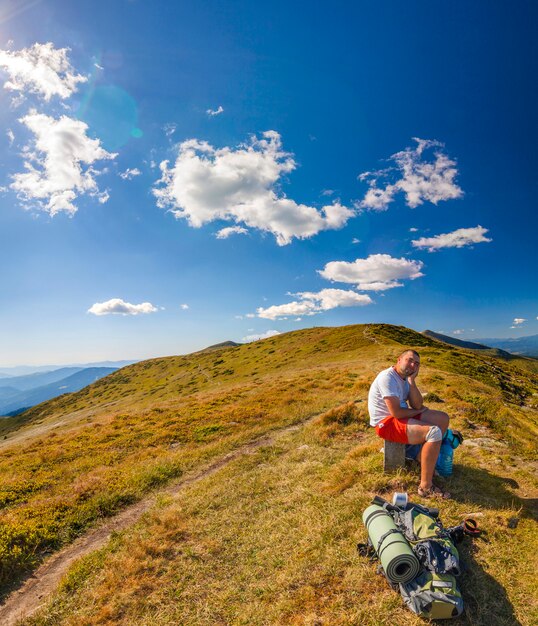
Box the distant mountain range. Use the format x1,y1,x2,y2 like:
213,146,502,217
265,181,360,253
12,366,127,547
0,367,85,391
422,330,538,363
422,330,514,357
474,334,538,358
0,367,118,417
0,360,137,378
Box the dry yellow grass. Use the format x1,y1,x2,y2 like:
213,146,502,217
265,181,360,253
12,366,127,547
2,323,537,624
26,404,537,625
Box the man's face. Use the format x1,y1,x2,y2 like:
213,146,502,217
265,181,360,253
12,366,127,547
396,352,420,377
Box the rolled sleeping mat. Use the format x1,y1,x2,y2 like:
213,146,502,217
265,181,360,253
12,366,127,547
362,504,421,584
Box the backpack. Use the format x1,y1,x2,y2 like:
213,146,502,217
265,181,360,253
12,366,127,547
359,496,469,620
395,507,461,577
400,571,463,619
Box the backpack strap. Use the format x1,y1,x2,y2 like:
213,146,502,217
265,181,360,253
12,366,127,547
357,537,377,560
357,542,376,559
376,528,403,559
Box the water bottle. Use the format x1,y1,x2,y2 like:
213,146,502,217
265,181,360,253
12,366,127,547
435,429,463,477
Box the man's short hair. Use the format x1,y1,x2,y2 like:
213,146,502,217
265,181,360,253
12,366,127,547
397,349,420,360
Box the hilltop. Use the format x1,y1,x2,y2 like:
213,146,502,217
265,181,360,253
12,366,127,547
0,324,536,625
198,340,242,352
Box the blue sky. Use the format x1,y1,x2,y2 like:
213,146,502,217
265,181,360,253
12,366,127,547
1,0,537,366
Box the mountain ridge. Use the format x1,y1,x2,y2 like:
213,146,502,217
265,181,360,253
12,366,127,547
0,367,118,417
475,333,538,358
0,360,137,378
422,329,538,373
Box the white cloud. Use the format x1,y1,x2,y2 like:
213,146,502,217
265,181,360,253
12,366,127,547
7,129,14,146
164,123,177,137
206,105,224,116
300,289,373,309
360,184,397,211
180,304,189,310
257,288,373,320
88,298,158,316
242,329,281,342
412,225,492,252
351,237,361,244
119,167,141,180
452,329,464,335
10,112,116,215
321,189,334,196
318,254,424,291
10,93,26,109
512,318,526,325
216,225,248,239
153,131,355,245
0,42,87,101
409,227,418,232
258,300,318,319
359,138,463,211
98,190,109,204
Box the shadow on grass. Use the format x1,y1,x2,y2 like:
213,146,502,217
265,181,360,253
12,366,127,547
444,464,530,625
448,464,537,522
453,540,523,626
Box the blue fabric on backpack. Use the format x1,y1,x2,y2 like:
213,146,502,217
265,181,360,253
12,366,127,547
405,443,422,460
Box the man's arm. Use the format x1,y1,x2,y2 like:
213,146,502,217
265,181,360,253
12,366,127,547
407,365,423,410
384,396,426,419
407,381,423,410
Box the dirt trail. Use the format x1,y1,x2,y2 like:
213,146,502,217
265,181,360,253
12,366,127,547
0,419,309,626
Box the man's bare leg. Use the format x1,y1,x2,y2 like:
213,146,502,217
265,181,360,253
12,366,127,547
419,440,442,490
407,420,443,491
419,409,449,435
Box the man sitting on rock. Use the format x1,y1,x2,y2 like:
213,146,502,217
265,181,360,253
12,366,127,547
368,349,451,498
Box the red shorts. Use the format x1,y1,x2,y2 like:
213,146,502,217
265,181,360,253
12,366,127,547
375,414,422,444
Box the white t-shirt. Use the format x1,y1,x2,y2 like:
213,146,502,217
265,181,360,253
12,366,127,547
368,366,410,426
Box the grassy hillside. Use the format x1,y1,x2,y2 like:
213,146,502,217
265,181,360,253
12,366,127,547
1,324,537,625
